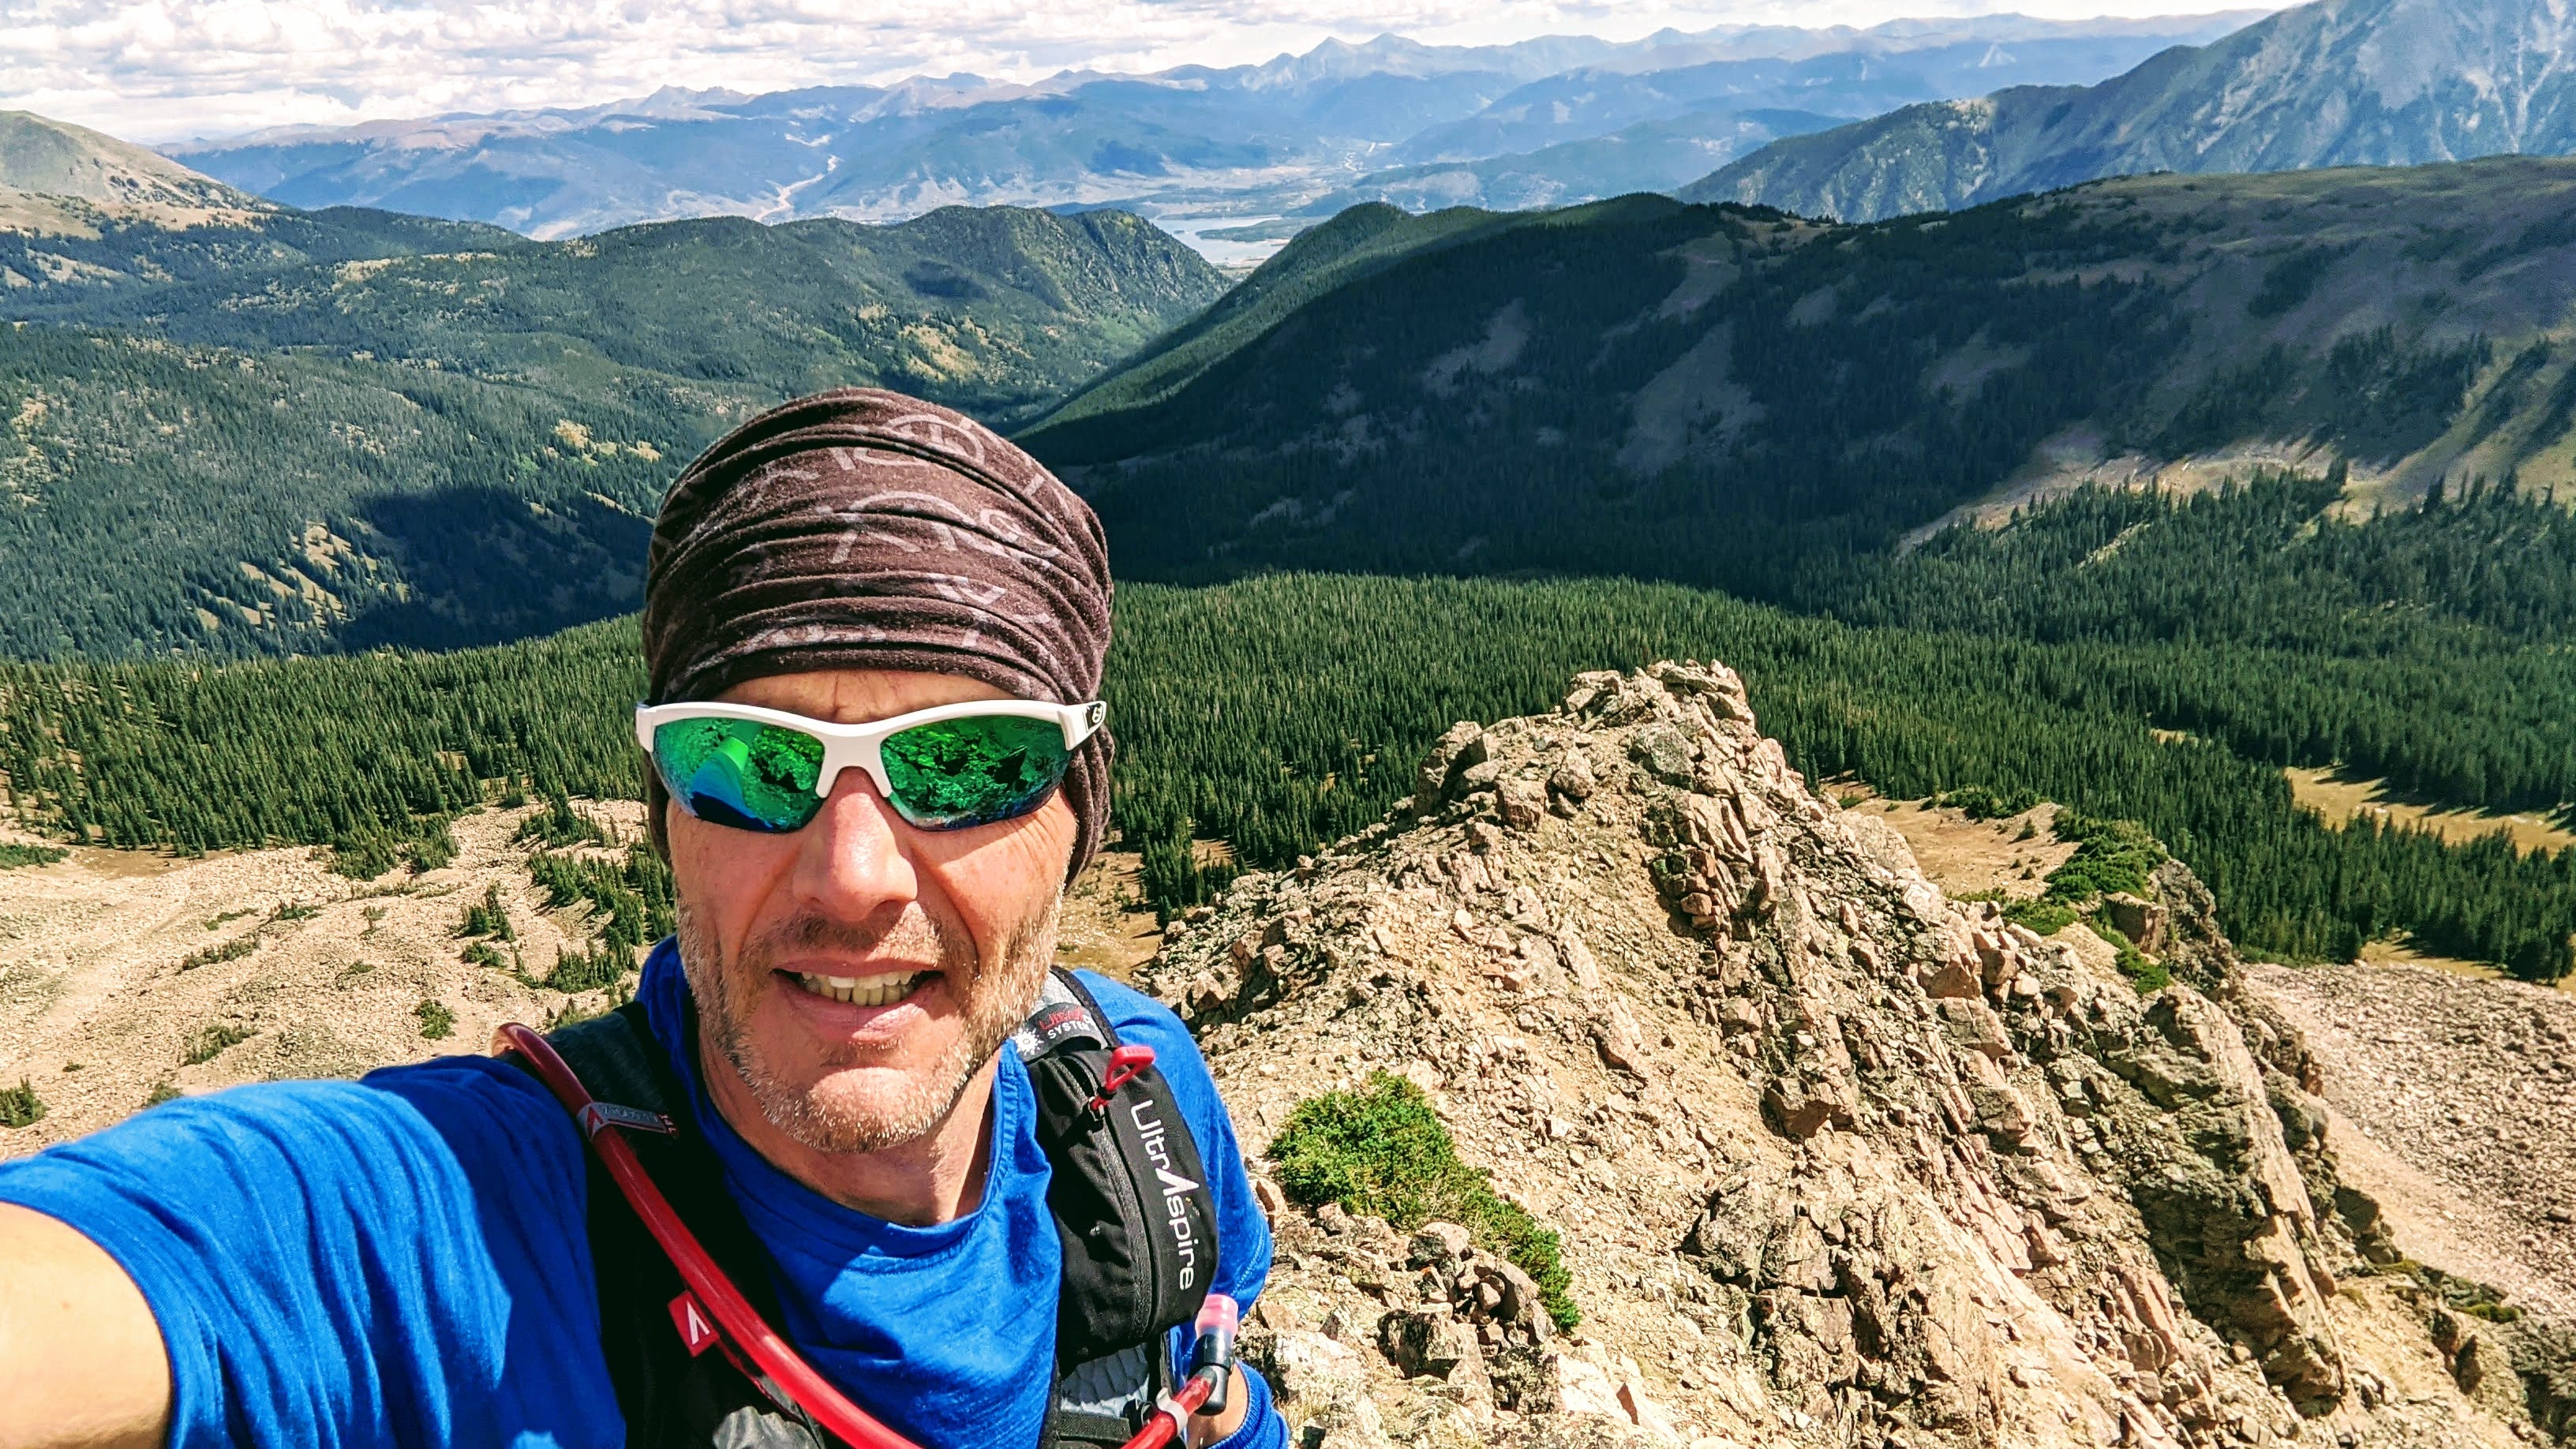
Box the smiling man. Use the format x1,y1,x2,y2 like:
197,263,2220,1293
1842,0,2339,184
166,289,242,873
0,390,1283,1449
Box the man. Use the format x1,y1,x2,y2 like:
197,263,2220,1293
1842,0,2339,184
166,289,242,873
0,390,1285,1449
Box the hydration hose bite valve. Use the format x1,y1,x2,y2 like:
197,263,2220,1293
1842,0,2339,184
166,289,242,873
1120,1293,1241,1449
1187,1293,1240,1417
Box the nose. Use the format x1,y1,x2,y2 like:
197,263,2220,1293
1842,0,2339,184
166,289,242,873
789,764,919,921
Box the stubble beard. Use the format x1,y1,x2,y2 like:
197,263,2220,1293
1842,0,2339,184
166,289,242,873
678,891,1061,1155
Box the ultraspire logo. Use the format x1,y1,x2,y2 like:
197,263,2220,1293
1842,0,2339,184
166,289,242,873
1130,1099,1202,1289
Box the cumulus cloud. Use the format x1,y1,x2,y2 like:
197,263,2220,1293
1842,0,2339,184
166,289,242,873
1,0,2274,144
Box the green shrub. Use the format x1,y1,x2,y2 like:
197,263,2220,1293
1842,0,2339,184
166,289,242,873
329,832,401,880
141,1080,179,1108
2003,899,2079,936
526,845,673,950
271,900,319,922
182,1023,252,1065
0,844,68,870
0,1077,45,1129
2090,919,2169,993
456,883,515,940
549,939,631,993
461,941,509,971
546,980,635,1030
1938,784,2040,821
406,821,459,873
1270,1073,1578,1331
178,935,259,971
518,792,608,848
2045,811,2165,904
415,998,456,1040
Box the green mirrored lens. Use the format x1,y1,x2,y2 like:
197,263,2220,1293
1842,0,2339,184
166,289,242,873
881,714,1071,829
652,718,826,833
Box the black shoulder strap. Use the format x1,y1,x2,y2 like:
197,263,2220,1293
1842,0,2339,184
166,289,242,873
515,1002,830,1449
515,975,1219,1449
1019,968,1219,1368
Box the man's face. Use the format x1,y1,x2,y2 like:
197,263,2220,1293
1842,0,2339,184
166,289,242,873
666,668,1077,1155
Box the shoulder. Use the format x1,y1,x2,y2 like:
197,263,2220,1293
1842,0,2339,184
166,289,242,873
2,1055,579,1224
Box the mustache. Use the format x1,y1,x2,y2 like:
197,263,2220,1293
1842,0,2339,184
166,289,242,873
741,907,974,972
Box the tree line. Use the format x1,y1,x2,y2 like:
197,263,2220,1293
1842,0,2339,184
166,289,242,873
2,495,2569,979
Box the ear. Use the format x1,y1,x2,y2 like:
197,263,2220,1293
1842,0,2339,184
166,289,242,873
646,773,675,863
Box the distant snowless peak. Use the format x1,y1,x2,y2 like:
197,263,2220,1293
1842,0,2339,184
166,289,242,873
20,4,2283,147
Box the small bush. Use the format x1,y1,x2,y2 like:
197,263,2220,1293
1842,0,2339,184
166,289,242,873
0,1077,45,1129
182,1023,252,1065
1270,1073,1578,1331
455,883,514,941
415,999,456,1041
271,900,319,923
2044,811,2165,904
461,941,509,971
406,821,459,874
178,935,259,971
519,792,608,848
2002,899,2078,936
0,844,69,870
329,833,400,880
550,938,632,993
1938,784,2040,821
546,979,635,1030
2090,919,2169,993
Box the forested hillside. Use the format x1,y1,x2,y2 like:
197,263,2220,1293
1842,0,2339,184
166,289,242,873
1028,162,2576,597
3,480,2570,979
0,199,1224,659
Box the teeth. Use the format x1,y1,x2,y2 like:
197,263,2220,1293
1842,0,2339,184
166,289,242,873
796,971,923,1008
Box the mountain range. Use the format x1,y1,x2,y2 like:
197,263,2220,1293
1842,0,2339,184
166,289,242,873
0,114,1222,658
1687,0,2576,222
1030,159,2576,597
159,17,2262,249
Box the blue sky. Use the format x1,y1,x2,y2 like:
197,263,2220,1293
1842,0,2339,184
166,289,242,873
4,0,2276,144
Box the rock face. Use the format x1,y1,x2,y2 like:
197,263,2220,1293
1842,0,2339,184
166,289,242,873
1145,662,2567,1447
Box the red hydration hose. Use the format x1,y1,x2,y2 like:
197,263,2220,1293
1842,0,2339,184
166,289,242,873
493,1022,1226,1449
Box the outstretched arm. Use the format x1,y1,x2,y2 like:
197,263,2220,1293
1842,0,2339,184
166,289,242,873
0,1203,170,1449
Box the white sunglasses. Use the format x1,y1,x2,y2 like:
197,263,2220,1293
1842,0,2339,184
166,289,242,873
635,698,1105,833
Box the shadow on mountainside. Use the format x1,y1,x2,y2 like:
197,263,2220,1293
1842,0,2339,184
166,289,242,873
334,485,651,654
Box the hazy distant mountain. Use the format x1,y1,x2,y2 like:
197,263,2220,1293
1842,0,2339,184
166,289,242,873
1687,0,2576,221
166,16,2265,245
0,110,272,234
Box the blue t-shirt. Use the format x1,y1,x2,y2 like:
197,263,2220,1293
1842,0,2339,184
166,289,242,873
0,939,1282,1449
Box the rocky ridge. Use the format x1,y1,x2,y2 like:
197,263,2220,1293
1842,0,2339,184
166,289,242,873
1141,661,2573,1447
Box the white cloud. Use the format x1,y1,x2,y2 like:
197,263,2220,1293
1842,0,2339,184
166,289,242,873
0,0,2277,145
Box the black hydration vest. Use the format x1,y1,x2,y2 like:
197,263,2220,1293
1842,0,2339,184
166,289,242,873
509,969,1219,1449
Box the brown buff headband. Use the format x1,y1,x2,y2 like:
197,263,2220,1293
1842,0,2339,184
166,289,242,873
642,388,1114,882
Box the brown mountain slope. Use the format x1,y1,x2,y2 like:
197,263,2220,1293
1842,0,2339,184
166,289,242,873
0,110,270,236
1138,662,2573,1447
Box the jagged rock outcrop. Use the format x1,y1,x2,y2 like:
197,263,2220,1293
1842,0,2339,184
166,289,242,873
1144,662,2567,1447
